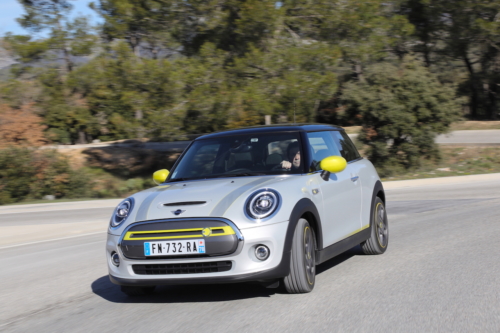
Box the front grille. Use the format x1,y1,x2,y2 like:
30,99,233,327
124,226,234,241
133,261,232,275
121,219,240,260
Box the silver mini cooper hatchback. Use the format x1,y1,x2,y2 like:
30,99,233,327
107,124,388,295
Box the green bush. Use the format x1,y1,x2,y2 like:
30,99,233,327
0,147,35,204
341,56,462,176
0,147,162,205
0,147,94,204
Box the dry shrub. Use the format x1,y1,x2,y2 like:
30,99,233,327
0,103,48,148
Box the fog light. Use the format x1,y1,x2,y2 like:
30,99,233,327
255,245,270,261
111,252,120,267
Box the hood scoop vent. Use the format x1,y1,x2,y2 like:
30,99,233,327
163,201,207,206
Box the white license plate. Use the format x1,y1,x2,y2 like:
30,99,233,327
144,239,205,256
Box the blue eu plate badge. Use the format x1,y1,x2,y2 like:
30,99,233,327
144,242,151,256
198,240,205,253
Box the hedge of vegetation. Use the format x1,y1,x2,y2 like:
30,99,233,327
0,147,153,205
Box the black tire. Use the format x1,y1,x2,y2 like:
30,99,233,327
120,285,156,296
361,196,388,255
283,218,316,293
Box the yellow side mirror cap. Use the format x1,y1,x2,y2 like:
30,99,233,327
320,156,347,174
153,169,170,185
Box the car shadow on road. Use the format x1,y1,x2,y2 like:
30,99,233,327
316,245,362,275
91,276,279,304
92,246,361,304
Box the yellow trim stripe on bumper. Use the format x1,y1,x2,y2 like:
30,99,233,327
123,226,235,241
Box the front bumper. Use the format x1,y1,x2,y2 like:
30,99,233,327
107,220,290,286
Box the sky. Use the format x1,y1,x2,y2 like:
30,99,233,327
0,0,101,37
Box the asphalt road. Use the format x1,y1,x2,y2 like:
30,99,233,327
0,208,113,227
1,180,500,332
0,200,121,247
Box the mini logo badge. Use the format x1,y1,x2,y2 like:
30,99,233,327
172,209,186,215
202,228,212,237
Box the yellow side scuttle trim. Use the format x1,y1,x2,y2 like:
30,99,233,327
346,224,370,238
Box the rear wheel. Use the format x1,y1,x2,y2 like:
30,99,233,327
120,285,156,296
283,218,316,293
361,197,388,255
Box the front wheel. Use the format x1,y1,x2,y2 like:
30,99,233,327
361,197,388,255
283,218,316,293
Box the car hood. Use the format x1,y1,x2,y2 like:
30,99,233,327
109,176,295,235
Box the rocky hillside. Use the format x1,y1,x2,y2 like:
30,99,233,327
0,45,16,69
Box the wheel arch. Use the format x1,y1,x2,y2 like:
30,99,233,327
286,198,323,252
375,182,385,204
370,180,385,227
301,211,320,251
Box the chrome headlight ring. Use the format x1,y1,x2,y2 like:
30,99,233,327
245,189,281,220
110,198,135,228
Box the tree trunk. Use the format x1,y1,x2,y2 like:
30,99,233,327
488,81,498,120
354,63,365,83
63,47,73,73
423,43,431,67
135,109,143,120
77,130,87,144
129,35,141,57
311,99,320,123
463,54,479,119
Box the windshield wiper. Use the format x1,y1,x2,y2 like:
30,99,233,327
169,173,266,182
167,177,192,182
212,172,267,178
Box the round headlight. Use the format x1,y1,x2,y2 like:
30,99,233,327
246,189,280,219
110,198,134,228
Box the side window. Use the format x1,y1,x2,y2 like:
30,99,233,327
306,132,341,171
331,131,361,162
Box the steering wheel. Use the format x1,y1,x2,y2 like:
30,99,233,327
271,163,290,171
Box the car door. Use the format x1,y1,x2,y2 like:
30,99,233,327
306,131,362,247
331,130,365,231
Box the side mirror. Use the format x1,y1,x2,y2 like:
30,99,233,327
319,156,347,181
153,169,170,185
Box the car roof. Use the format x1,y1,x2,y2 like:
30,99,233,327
196,123,344,140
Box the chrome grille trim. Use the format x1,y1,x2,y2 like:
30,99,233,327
163,201,207,206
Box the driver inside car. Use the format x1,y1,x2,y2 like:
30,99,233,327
280,141,301,170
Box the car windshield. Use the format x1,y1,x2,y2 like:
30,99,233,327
168,132,304,181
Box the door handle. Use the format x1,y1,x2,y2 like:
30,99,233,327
350,176,359,182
